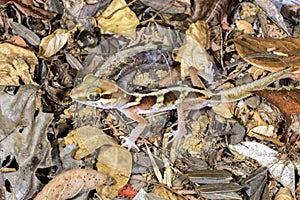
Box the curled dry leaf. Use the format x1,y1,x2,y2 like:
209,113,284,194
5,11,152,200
252,89,300,129
0,43,37,85
233,34,300,73
98,0,139,39
34,168,112,200
0,0,56,19
39,29,71,58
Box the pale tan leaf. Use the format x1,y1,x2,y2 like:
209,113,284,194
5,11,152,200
275,187,293,200
96,145,132,199
39,29,71,58
236,20,255,34
64,125,117,159
98,0,139,38
34,168,111,200
174,21,214,82
0,43,37,85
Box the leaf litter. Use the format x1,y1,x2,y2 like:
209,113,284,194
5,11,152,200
0,0,300,199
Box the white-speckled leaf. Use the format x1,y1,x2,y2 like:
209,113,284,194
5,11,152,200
229,142,295,196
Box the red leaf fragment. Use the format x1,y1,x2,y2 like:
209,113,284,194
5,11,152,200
252,89,300,130
119,185,138,198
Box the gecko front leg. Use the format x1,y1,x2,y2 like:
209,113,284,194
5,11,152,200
119,108,147,151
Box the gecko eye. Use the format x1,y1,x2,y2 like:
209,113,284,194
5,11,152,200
87,93,101,101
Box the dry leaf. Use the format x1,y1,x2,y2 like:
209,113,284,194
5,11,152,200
252,89,300,129
39,29,71,58
174,21,214,82
0,0,56,19
233,34,300,73
274,187,293,200
236,20,255,34
191,0,232,26
96,145,132,199
0,86,53,199
229,141,295,196
254,0,290,35
34,168,111,200
98,0,139,38
0,43,37,85
9,20,41,46
185,20,210,49
64,125,117,159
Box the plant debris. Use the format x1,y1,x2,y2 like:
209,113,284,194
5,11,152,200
0,0,300,199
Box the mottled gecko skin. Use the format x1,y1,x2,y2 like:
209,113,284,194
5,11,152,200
71,67,293,151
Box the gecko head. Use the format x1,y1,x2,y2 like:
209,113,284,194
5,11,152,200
70,75,119,108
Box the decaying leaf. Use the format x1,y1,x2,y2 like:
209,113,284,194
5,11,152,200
174,21,214,82
9,20,41,46
0,0,56,19
39,29,71,58
252,88,300,129
0,43,38,85
64,125,117,159
233,34,300,73
254,0,290,35
34,168,112,200
0,86,53,199
97,0,139,38
96,145,132,199
229,141,295,196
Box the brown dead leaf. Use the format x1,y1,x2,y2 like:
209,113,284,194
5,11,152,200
34,168,112,200
191,0,232,26
252,89,300,129
233,34,300,73
0,0,56,19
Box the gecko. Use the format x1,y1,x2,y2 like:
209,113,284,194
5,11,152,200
70,67,293,151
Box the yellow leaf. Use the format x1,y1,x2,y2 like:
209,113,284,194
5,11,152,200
98,0,139,38
64,125,117,160
96,145,132,199
0,43,37,85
